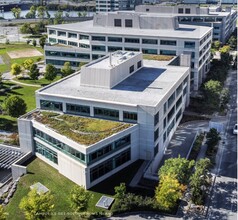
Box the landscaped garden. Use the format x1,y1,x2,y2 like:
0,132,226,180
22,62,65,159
31,111,132,145
143,54,174,61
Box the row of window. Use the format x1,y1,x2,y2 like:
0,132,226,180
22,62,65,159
90,148,131,182
46,59,80,67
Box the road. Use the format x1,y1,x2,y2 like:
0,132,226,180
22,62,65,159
206,68,237,220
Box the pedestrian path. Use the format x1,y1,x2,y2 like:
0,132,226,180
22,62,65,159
9,79,41,87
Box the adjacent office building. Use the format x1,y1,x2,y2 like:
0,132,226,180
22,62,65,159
45,12,212,91
18,51,190,189
136,4,237,44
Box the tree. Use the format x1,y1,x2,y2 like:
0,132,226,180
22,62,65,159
228,35,237,50
70,185,91,212
19,189,54,220
32,39,37,47
11,63,22,77
37,6,46,19
0,205,7,220
213,41,221,50
23,59,34,71
77,12,82,17
82,11,87,17
11,7,21,19
203,80,222,110
39,35,46,49
44,64,57,81
190,158,211,205
2,95,27,117
20,23,35,34
159,157,195,185
114,183,126,200
29,64,39,80
206,128,221,148
155,174,186,211
220,88,230,110
25,6,36,19
61,62,74,77
53,11,63,25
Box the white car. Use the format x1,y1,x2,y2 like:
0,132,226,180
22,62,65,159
233,124,238,135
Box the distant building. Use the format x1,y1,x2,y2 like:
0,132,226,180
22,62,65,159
18,51,190,189
45,11,212,91
136,4,237,44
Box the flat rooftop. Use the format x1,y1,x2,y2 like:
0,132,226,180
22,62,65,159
47,20,212,40
37,59,189,107
26,111,132,146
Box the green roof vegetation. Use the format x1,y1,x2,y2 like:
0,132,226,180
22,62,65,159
33,111,132,146
143,54,174,61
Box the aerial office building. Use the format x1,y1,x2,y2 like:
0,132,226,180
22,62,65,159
136,5,237,44
18,51,190,189
45,12,212,91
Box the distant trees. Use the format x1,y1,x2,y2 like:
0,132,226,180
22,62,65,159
29,64,40,80
53,11,64,25
19,189,54,220
11,63,22,77
44,64,57,81
37,6,46,19
11,7,21,19
61,62,74,77
25,5,37,19
2,95,27,117
32,39,37,47
70,186,91,212
39,35,47,48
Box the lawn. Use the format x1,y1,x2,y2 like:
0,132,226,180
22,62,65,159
31,111,132,145
0,43,44,73
0,81,39,132
5,157,143,220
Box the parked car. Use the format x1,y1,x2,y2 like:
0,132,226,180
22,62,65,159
233,124,238,135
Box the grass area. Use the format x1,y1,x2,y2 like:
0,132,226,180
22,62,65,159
32,111,132,145
0,43,44,73
143,54,174,61
0,81,38,132
5,157,143,220
14,76,61,86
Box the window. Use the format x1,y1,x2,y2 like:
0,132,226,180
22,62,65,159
142,39,158,44
137,61,142,69
164,103,167,114
125,38,140,43
76,53,90,59
146,8,149,12
163,132,167,143
40,100,63,111
115,135,131,149
88,144,113,164
167,119,175,135
167,106,175,122
108,46,123,52
92,45,106,51
176,96,182,109
92,36,106,41
142,49,157,54
163,118,166,129
176,83,183,97
176,108,182,121
94,107,119,120
68,41,78,47
58,31,66,37
114,19,122,27
66,104,90,116
154,128,159,142
49,38,57,43
178,8,183,14
79,34,89,40
108,37,122,42
68,33,77,38
125,19,133,27
123,111,137,122
184,41,195,49
49,30,56,35
160,50,176,56
185,8,190,14
129,65,134,73
168,92,175,108
58,39,67,44
160,40,176,46
125,47,140,52
154,112,159,126
154,144,159,156
79,43,90,49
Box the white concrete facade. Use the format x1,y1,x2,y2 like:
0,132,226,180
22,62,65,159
45,12,212,91
18,52,191,188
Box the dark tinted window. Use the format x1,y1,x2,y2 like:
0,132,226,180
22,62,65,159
125,19,133,27
114,19,122,27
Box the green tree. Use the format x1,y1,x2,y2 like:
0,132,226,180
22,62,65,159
190,158,211,205
39,35,46,48
19,189,54,220
29,64,40,80
220,88,230,110
11,63,22,77
11,7,21,19
2,95,27,117
44,64,57,81
37,6,46,19
206,128,220,148
0,205,7,220
203,80,222,109
23,59,34,71
213,41,221,50
228,35,237,50
32,39,37,47
61,62,74,77
114,183,126,200
53,11,63,25
82,11,87,17
155,174,186,211
159,157,195,185
70,185,91,212
20,23,35,34
77,12,82,17
25,6,36,19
